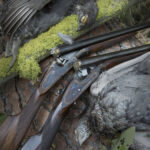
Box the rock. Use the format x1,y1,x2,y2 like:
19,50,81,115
74,117,91,145
131,132,150,150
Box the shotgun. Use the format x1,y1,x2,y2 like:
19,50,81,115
0,31,133,150
74,44,150,69
21,48,150,150
22,66,101,150
52,21,150,56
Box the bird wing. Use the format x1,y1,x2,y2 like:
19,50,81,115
2,0,52,36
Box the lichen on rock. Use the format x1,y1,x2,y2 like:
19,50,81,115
96,0,128,20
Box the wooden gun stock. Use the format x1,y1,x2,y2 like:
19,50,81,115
0,90,43,150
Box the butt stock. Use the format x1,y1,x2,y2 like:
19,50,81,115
0,90,44,150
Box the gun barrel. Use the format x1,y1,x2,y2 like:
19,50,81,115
56,22,150,55
75,44,150,68
75,32,135,59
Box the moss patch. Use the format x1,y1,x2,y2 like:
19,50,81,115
0,0,129,80
0,113,7,125
0,57,17,78
96,0,128,20
119,0,150,26
17,15,79,80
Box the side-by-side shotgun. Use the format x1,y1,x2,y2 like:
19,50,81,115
22,66,101,150
21,47,150,150
0,31,133,150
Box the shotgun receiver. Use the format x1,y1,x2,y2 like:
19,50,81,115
0,30,133,150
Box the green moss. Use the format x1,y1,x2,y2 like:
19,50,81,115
18,57,41,80
0,57,17,79
0,113,7,125
119,0,150,26
96,0,128,20
0,0,130,80
17,15,79,79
